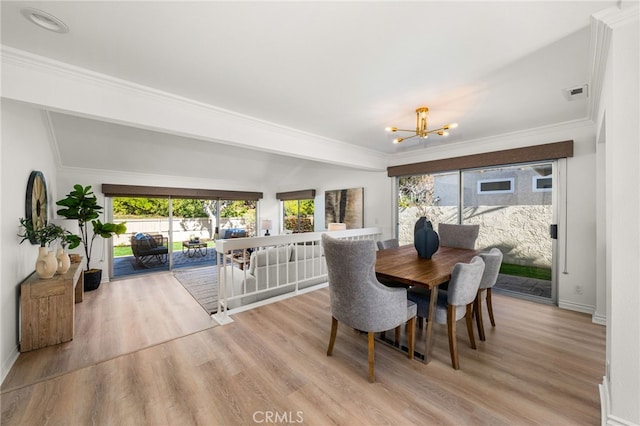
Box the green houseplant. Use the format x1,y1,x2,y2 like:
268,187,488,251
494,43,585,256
18,218,80,278
56,184,126,291
18,217,62,247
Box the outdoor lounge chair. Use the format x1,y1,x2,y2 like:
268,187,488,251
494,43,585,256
130,233,168,267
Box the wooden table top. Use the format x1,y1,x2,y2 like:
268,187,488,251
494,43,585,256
375,245,479,288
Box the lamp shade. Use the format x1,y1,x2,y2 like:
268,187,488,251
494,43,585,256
328,223,347,231
261,219,272,230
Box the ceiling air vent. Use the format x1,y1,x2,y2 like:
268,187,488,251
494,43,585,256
562,84,588,101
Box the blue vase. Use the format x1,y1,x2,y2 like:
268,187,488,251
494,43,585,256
414,217,440,259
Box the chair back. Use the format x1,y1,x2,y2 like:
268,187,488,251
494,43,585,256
447,256,485,307
322,234,407,332
376,238,399,250
438,223,480,250
478,248,503,289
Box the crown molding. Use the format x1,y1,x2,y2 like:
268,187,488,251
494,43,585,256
1,46,388,171
588,3,640,122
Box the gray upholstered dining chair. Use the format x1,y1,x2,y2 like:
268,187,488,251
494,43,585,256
321,234,417,383
474,248,503,341
407,256,485,369
376,238,400,250
438,223,480,250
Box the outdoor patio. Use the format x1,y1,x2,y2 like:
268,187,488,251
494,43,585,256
113,247,217,278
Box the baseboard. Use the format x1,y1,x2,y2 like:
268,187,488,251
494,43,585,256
1,344,20,386
592,311,607,325
558,300,595,314
600,376,640,426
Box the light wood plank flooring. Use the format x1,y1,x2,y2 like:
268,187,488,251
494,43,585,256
1,274,605,425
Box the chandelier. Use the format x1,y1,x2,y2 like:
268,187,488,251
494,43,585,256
385,107,458,144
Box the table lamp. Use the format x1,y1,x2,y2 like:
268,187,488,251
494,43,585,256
261,219,273,236
328,223,347,231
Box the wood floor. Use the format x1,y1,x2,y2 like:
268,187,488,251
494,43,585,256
1,273,605,425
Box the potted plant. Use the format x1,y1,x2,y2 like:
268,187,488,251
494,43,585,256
18,217,60,247
18,218,72,278
56,185,127,291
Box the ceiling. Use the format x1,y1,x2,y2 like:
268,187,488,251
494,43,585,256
1,1,617,172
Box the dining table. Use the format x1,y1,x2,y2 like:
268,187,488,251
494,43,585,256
375,244,479,363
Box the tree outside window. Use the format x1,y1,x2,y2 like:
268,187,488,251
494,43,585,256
283,199,314,233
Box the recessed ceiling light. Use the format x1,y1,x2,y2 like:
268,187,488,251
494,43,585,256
21,7,69,34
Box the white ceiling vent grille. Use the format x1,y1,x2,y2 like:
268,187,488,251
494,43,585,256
562,84,588,101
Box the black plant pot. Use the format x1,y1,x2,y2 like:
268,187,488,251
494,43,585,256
84,269,102,291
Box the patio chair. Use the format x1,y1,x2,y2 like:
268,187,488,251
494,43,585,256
130,233,168,267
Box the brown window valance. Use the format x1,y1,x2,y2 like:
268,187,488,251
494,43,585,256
101,184,262,200
387,140,573,177
276,189,317,200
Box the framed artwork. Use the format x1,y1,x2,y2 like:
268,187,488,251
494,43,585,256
324,187,363,229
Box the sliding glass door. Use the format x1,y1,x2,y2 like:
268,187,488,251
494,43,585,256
397,161,556,303
112,197,170,277
462,162,555,302
111,197,258,278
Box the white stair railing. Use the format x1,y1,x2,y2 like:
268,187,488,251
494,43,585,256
213,227,382,325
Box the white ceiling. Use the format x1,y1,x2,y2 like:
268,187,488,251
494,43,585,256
0,1,617,172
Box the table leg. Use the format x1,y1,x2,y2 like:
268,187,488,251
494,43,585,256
424,284,439,364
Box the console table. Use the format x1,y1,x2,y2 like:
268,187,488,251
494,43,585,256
20,259,84,352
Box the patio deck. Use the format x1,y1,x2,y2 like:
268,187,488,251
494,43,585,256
113,247,217,278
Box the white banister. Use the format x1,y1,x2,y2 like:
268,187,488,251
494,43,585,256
213,227,382,325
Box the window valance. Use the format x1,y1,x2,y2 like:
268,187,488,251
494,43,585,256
387,140,573,177
275,189,317,200
101,184,263,200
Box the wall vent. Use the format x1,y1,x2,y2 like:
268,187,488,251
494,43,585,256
562,84,589,101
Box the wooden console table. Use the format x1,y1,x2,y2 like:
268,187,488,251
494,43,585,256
20,260,84,352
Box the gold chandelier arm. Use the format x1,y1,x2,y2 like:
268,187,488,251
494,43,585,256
393,133,420,144
425,127,446,134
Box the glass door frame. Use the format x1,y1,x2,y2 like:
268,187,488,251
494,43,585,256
395,159,559,305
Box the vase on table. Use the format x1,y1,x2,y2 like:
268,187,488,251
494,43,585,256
56,248,71,274
414,217,440,259
36,247,58,279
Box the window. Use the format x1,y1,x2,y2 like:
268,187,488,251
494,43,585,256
277,190,316,233
533,176,552,192
477,178,514,194
283,199,315,233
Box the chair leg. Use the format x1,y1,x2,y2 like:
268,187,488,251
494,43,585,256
475,290,486,341
447,305,459,370
394,326,401,345
486,288,496,327
368,332,375,383
407,316,416,360
465,303,477,350
327,316,338,356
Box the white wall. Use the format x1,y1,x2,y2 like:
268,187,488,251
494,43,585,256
597,8,640,424
275,165,393,236
0,99,60,382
